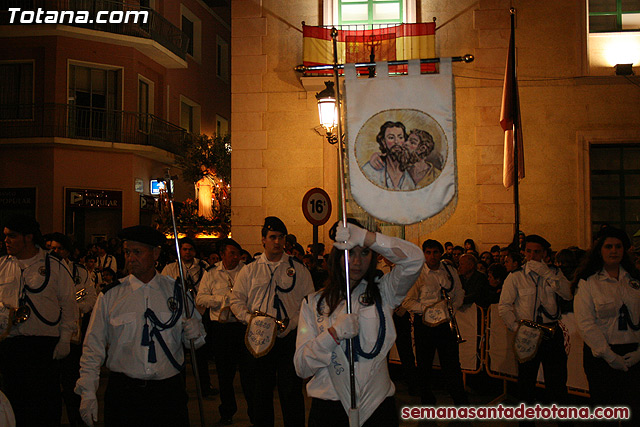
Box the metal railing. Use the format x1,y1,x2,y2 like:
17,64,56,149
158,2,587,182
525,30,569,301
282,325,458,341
0,0,189,59
0,103,190,155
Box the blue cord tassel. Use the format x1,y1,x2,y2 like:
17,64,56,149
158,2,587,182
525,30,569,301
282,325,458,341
141,323,150,346
148,339,157,363
619,307,628,331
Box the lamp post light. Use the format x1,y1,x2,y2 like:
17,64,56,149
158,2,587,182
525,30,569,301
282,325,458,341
315,81,339,144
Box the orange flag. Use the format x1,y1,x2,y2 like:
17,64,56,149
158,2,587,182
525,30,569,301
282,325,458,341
499,19,524,188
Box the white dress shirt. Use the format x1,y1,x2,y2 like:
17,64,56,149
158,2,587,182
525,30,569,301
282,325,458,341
402,261,464,314
75,273,206,400
574,267,640,362
196,261,244,321
0,249,77,340
498,261,572,331
230,253,314,337
294,233,423,424
97,254,117,273
161,258,208,292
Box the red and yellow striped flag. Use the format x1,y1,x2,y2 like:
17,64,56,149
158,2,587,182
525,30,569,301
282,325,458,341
303,23,436,74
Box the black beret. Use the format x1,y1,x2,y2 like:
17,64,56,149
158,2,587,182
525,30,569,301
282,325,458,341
120,226,166,247
4,214,40,236
218,238,242,252
262,216,287,235
525,234,551,250
596,226,631,250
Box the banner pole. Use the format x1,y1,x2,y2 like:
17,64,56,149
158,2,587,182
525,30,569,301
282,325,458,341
164,169,207,427
510,9,521,237
294,54,474,73
330,28,359,426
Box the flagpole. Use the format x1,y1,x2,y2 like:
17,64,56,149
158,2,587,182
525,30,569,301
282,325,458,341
295,54,474,73
330,27,359,427
164,169,206,427
510,8,521,237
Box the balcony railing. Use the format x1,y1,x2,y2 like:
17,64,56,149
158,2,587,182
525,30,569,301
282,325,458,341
0,0,189,59
0,103,190,155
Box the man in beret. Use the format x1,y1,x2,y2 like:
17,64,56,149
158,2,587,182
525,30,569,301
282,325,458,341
0,215,78,426
498,234,573,410
230,216,314,427
75,225,206,427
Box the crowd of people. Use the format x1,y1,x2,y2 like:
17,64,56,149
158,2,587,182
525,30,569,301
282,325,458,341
0,213,639,426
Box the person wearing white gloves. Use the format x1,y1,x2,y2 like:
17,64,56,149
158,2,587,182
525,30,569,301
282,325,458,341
498,234,573,407
573,226,640,421
229,216,314,427
295,219,424,426
196,238,256,426
401,239,467,405
75,226,206,427
0,215,77,426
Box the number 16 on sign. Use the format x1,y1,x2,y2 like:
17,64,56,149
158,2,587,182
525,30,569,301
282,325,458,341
302,188,332,245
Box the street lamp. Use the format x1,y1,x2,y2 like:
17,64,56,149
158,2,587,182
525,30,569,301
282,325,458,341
315,81,339,144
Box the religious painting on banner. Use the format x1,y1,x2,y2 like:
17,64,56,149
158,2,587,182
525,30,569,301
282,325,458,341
345,59,457,225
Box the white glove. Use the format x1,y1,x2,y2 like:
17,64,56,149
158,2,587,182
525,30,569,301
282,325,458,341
182,317,202,341
332,313,359,340
623,349,640,368
333,221,367,251
526,260,551,277
52,339,71,360
80,397,98,426
607,353,629,371
0,305,11,331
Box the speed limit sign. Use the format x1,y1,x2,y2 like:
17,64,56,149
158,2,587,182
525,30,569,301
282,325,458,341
302,188,332,226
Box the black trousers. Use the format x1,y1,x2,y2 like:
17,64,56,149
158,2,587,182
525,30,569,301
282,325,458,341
392,312,417,385
211,321,255,421
104,372,189,427
414,317,468,405
584,342,640,423
516,324,569,405
0,335,61,427
60,343,83,427
308,396,398,427
248,331,305,427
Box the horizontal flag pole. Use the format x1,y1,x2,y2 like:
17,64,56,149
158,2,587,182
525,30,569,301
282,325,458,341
294,54,474,73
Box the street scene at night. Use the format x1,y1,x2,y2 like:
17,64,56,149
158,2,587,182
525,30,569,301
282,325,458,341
1,0,640,426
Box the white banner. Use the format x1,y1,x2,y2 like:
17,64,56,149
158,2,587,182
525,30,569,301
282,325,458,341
344,59,457,224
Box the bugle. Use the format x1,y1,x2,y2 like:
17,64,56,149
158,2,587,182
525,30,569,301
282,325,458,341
519,319,555,335
252,310,289,333
442,289,465,344
75,288,87,301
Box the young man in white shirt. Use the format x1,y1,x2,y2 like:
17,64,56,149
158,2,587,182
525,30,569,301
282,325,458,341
197,238,255,426
403,239,468,405
498,234,573,409
230,217,314,427
0,215,77,426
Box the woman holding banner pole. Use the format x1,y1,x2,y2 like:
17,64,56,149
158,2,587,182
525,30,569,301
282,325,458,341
573,226,640,421
294,219,423,426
